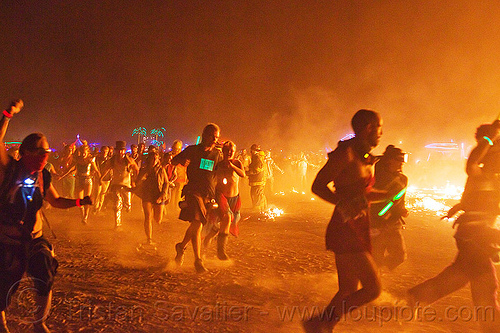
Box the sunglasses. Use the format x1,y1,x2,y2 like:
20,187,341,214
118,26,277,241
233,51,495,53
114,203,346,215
28,147,52,156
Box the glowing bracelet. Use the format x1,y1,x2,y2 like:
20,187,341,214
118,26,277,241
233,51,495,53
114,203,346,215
483,136,494,146
2,110,12,118
76,198,82,207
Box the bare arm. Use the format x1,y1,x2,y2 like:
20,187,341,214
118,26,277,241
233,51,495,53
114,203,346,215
99,159,112,181
58,163,76,180
0,100,23,172
47,163,58,175
229,159,245,178
274,163,284,174
466,141,492,177
169,165,178,183
45,183,91,208
91,159,101,179
134,167,149,188
311,150,346,205
158,168,170,203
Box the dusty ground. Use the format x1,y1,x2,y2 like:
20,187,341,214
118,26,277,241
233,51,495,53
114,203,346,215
3,193,496,332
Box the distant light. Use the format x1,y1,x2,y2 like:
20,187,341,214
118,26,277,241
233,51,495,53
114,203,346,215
223,178,228,185
340,133,355,141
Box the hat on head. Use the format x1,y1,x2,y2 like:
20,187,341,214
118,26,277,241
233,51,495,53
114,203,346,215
383,145,406,162
115,141,127,150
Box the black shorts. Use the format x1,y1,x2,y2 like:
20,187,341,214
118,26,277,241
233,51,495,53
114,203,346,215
0,237,58,310
178,193,210,225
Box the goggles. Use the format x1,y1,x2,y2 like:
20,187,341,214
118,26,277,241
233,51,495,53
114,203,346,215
28,148,52,156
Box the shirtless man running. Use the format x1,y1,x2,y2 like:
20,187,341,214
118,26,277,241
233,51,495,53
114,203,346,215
304,109,384,332
204,141,245,260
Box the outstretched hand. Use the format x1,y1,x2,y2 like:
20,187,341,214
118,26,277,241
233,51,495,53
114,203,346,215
8,99,23,115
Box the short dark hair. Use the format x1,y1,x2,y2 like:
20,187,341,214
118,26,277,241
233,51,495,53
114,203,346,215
202,123,220,137
351,109,380,134
19,133,46,156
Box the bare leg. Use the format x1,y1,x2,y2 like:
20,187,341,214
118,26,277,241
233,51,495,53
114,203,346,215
0,311,9,333
408,261,468,304
190,221,203,260
384,227,406,270
142,201,153,243
153,204,163,225
329,252,381,318
82,181,92,223
33,291,52,332
217,213,231,260
470,262,500,333
303,252,381,332
219,213,231,235
76,188,86,224
95,181,110,212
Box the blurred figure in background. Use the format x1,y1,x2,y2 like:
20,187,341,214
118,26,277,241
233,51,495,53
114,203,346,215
94,146,111,213
58,144,76,199
370,145,409,271
408,121,500,333
134,150,170,245
247,144,267,213
264,150,283,198
100,141,139,230
167,140,186,218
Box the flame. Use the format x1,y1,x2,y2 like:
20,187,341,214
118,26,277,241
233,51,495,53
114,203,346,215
262,206,284,220
223,178,228,185
406,184,462,216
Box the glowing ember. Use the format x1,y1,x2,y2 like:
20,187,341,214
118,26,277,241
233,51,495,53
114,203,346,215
263,206,284,220
406,185,461,217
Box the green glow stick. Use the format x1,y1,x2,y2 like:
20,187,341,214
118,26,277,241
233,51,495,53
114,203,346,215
393,188,407,200
483,136,494,146
377,187,406,216
378,202,394,216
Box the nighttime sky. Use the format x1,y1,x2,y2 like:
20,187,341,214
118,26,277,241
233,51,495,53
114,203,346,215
1,1,500,153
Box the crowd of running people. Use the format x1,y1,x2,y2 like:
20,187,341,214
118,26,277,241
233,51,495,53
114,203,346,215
1,101,500,332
